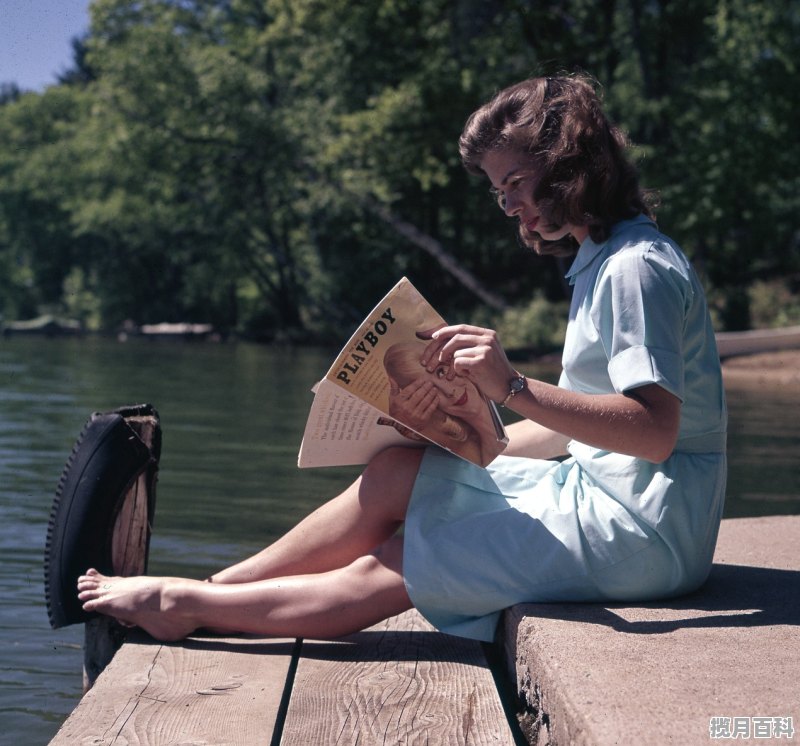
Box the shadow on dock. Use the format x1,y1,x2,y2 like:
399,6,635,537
524,563,800,634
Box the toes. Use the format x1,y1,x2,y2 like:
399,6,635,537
77,569,112,590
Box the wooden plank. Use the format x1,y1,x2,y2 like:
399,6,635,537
50,631,296,745
281,610,516,745
110,415,157,579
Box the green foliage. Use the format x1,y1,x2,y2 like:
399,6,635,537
609,0,800,330
748,280,800,328
0,0,798,338
62,267,102,328
492,294,570,354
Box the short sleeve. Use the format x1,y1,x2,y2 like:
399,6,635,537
590,246,692,400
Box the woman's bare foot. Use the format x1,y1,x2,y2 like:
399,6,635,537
77,568,198,642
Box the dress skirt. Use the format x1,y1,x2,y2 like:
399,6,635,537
402,445,726,642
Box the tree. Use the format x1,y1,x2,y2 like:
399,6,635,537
602,0,800,329
62,0,314,333
0,0,797,336
0,82,22,105
57,35,97,87
0,87,92,320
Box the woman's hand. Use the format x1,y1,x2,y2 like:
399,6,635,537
416,327,682,463
418,324,516,403
387,376,439,432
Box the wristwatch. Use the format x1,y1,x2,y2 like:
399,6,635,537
501,372,527,407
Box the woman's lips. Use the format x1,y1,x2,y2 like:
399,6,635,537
454,391,468,406
525,216,540,231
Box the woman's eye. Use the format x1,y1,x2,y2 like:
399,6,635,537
435,366,447,379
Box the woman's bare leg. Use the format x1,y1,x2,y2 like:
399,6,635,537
77,537,411,641
208,447,423,584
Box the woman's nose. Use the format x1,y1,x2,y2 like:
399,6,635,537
503,193,523,217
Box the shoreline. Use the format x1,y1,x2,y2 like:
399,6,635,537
721,349,800,388
528,348,800,388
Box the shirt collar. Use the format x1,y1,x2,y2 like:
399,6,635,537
564,215,656,284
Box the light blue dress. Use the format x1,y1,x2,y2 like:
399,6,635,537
402,216,727,641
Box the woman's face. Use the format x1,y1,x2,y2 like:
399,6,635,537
480,149,589,248
424,361,483,418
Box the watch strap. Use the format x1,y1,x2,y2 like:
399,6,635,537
501,373,527,407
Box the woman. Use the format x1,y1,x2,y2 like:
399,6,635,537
78,74,726,643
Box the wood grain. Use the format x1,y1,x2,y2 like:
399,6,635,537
53,611,517,744
281,610,515,745
52,632,296,745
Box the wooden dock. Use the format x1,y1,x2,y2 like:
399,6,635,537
50,609,522,744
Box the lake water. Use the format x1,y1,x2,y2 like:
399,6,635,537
1,336,798,744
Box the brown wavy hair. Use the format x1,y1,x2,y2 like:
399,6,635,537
459,75,655,255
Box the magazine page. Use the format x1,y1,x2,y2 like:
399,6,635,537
298,277,507,468
297,379,418,467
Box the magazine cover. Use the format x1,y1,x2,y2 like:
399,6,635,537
298,277,508,468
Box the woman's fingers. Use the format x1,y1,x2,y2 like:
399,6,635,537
415,323,446,341
429,327,507,378
406,380,439,414
420,324,517,402
421,325,486,369
389,379,438,429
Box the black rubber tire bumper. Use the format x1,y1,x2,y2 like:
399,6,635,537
44,405,160,629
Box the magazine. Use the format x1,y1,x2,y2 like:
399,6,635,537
298,277,508,468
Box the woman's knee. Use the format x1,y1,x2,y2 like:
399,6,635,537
367,445,425,475
359,446,424,518
370,534,405,572
349,537,409,602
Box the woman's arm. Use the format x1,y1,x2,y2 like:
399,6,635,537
507,379,680,463
421,325,681,464
502,419,571,459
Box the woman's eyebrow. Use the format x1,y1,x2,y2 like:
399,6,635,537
500,167,525,186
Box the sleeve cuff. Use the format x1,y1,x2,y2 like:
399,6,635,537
607,345,684,400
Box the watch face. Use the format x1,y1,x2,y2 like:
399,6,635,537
510,376,525,393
